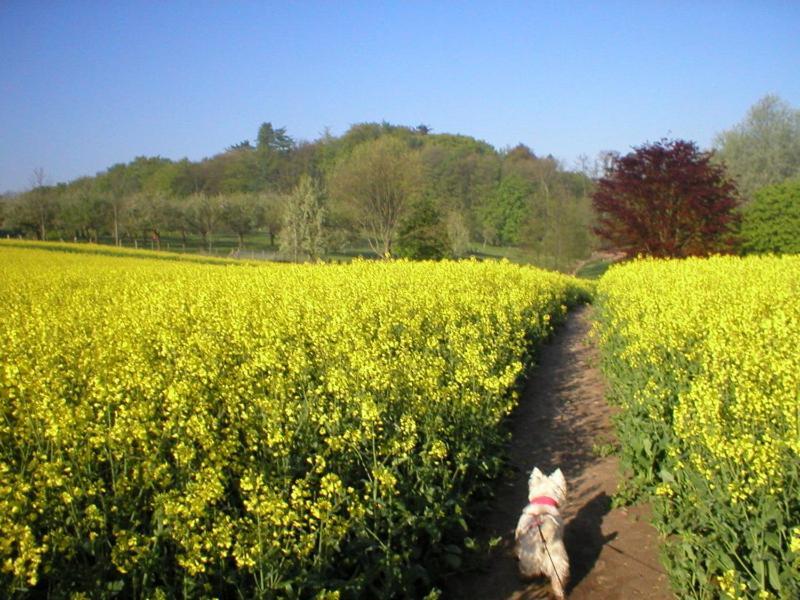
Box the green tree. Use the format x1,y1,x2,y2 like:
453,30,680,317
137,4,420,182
27,168,58,240
8,170,61,241
168,159,206,196
0,195,9,230
279,140,324,190
419,135,500,238
256,191,283,248
521,178,593,270
216,148,261,193
478,174,532,245
184,193,223,251
257,122,293,154
163,195,192,248
445,211,471,258
511,153,595,269
257,122,294,191
395,198,449,260
476,145,552,250
741,179,800,254
715,95,800,202
221,192,261,249
227,140,254,151
278,176,325,261
329,136,421,257
96,164,137,246
129,192,169,249
59,178,108,242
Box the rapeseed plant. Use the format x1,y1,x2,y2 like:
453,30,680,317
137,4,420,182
595,255,800,599
0,243,590,598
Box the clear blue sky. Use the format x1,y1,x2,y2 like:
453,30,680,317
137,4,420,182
1,1,799,192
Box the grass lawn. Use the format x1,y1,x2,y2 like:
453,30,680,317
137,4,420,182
575,258,614,279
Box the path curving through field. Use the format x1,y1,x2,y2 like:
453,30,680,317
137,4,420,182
446,305,672,599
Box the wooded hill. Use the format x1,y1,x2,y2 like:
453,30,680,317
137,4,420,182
0,122,596,270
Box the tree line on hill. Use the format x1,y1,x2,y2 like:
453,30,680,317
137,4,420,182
0,122,595,269
2,94,799,264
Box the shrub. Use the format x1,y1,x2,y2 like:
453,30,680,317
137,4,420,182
741,179,800,254
394,198,450,260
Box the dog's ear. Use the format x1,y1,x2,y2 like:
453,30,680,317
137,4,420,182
550,468,566,492
531,467,543,480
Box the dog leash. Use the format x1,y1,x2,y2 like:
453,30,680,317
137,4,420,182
536,521,566,593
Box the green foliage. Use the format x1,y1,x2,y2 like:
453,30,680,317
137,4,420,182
278,175,326,261
574,258,613,280
214,148,262,194
478,174,532,245
445,211,471,258
6,120,598,267
419,137,500,234
741,179,800,254
7,185,61,240
329,136,422,257
395,198,449,260
183,193,223,250
220,192,263,248
715,95,800,202
257,122,293,154
595,256,800,599
57,178,107,242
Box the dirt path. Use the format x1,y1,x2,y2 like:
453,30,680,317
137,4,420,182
446,305,672,599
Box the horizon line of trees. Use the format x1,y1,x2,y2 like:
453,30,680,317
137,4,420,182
0,121,597,268
2,94,799,264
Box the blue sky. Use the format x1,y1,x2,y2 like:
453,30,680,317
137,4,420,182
1,1,799,192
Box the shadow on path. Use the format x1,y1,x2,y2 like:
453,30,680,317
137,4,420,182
564,492,615,592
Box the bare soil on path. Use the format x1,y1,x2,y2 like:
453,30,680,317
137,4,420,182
445,305,672,600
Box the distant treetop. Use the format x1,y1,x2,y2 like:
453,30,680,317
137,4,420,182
714,95,800,202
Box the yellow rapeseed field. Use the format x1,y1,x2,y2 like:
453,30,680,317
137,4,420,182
0,243,590,598
594,255,800,599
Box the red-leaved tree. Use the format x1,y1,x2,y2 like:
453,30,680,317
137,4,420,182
592,139,740,258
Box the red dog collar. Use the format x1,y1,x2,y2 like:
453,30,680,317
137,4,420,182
529,496,559,508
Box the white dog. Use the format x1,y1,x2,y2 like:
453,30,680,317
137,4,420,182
514,467,569,599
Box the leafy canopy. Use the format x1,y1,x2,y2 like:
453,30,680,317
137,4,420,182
592,139,739,258
395,197,449,260
741,179,800,254
714,95,800,202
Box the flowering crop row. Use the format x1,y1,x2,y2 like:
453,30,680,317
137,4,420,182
593,256,800,599
0,243,590,598
0,239,250,265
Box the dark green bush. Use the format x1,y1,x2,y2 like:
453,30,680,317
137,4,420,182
741,180,800,254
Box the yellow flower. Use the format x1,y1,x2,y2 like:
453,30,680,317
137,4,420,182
0,241,590,596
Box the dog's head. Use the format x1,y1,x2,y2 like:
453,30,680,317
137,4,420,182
527,467,567,506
